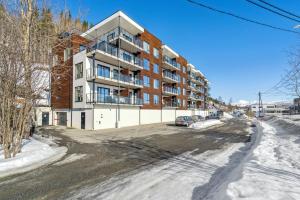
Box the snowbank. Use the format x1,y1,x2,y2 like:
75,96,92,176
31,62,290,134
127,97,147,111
227,122,300,200
275,114,300,126
190,119,223,129
223,112,234,120
0,136,67,178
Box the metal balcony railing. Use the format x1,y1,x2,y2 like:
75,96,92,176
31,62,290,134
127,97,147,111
86,93,143,105
163,101,180,107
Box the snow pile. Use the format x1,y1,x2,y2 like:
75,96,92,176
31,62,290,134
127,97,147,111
0,136,67,178
227,122,300,200
223,112,234,120
275,114,300,126
68,143,244,200
190,119,223,129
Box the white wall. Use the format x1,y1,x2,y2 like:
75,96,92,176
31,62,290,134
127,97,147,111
140,109,161,124
162,109,175,122
34,107,52,126
94,105,118,129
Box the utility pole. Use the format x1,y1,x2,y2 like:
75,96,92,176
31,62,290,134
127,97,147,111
258,91,263,117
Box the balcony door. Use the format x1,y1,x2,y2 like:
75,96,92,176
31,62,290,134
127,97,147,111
97,64,110,78
97,87,110,103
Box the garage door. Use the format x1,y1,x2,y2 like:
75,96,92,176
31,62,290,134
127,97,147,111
57,112,67,126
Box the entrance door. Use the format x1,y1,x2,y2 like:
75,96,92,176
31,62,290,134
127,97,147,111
42,112,49,126
81,112,85,129
57,112,67,126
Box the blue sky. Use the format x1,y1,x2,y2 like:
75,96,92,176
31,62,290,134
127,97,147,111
54,0,300,103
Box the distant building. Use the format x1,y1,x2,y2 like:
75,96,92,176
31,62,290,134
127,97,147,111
251,102,291,114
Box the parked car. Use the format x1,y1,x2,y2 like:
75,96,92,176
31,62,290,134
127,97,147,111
175,116,194,127
191,115,205,122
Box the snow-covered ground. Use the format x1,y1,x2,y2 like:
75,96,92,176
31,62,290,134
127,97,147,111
68,143,245,200
190,119,223,129
274,114,300,126
223,112,234,120
0,135,67,178
227,121,300,200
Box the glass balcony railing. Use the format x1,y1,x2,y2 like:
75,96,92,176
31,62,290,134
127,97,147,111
86,93,143,105
87,41,143,68
163,56,180,69
162,71,180,82
105,27,143,49
163,86,178,95
163,101,179,107
86,68,143,86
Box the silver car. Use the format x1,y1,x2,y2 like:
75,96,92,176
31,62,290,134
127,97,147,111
175,116,194,127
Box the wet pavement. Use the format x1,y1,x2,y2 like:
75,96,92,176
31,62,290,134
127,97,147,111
0,118,251,200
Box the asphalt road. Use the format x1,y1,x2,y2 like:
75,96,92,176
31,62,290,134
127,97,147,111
0,118,251,200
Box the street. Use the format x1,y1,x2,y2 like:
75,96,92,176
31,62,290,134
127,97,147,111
0,118,251,200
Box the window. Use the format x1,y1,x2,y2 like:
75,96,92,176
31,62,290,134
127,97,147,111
97,87,110,103
79,45,86,52
154,95,159,105
153,63,159,74
154,79,160,89
144,75,150,87
97,65,110,78
144,59,150,70
153,48,159,58
178,87,181,95
75,86,83,102
64,48,72,61
183,66,186,73
75,62,83,79
143,41,150,53
183,77,186,84
183,100,186,107
183,88,186,95
143,93,150,104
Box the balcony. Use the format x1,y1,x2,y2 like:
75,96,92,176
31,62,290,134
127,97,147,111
163,101,180,108
196,87,205,94
86,69,143,89
162,86,178,96
106,27,143,53
87,41,143,71
86,93,143,106
163,56,180,71
162,71,180,83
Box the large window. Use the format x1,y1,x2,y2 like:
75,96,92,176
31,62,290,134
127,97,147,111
143,41,150,53
97,65,110,78
183,99,186,107
154,79,160,89
153,48,159,58
97,87,110,103
182,66,186,73
144,59,150,70
182,77,186,84
178,87,181,95
154,95,159,105
75,62,83,79
183,88,186,95
144,75,150,87
143,93,150,104
153,63,159,74
75,86,83,102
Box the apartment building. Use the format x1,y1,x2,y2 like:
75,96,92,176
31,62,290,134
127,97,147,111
51,11,209,130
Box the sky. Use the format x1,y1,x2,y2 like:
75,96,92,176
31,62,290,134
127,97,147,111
53,0,300,104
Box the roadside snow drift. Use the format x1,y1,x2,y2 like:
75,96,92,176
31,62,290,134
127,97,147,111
0,136,67,178
227,122,300,200
190,119,223,129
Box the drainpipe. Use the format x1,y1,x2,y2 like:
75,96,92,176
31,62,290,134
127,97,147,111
116,17,121,128
92,53,95,130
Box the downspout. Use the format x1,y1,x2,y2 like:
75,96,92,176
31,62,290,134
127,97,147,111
92,53,96,130
116,16,121,128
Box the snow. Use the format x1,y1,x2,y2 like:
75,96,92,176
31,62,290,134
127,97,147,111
0,135,67,178
68,143,244,200
190,119,223,129
223,112,234,120
274,114,300,126
227,121,300,200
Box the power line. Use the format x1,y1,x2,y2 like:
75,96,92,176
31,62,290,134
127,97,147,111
186,0,300,35
246,0,300,23
258,0,300,19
